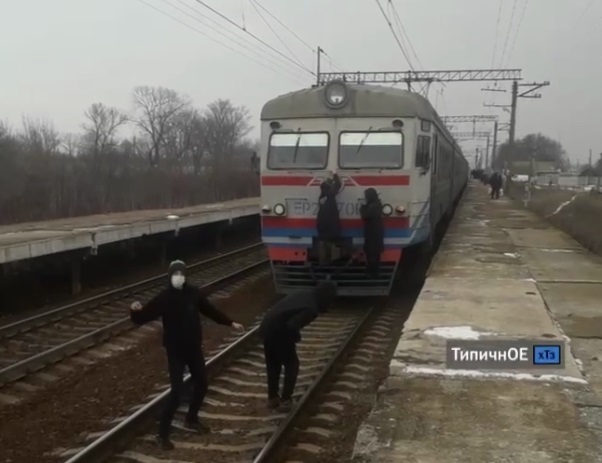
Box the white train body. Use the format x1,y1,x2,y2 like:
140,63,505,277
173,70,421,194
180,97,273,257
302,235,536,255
259,81,468,296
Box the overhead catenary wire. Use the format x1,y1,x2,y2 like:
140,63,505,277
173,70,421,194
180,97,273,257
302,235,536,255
248,0,345,72
388,0,423,70
190,0,315,76
374,0,415,71
491,0,503,68
247,0,309,72
137,0,307,86
169,0,304,80
504,0,529,67
497,0,518,68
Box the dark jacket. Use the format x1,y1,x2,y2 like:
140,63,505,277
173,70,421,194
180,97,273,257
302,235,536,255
316,174,342,241
130,283,233,353
360,188,384,255
258,285,335,343
490,173,503,189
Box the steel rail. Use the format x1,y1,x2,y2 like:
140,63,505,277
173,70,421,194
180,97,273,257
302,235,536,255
251,306,375,462
0,242,264,340
63,325,261,463
63,305,375,463
0,257,268,385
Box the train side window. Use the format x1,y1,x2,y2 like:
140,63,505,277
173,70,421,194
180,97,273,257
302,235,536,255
415,135,431,170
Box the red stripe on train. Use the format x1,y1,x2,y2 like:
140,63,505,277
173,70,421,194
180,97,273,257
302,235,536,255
260,175,410,186
262,216,410,228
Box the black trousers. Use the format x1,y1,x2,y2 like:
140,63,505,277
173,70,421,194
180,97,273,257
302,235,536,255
159,348,208,438
491,187,500,199
263,337,299,401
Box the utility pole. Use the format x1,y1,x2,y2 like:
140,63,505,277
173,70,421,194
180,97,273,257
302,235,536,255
316,46,323,86
589,149,593,167
492,120,498,171
485,134,490,172
483,80,550,177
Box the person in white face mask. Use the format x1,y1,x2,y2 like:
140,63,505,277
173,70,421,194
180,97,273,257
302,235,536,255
129,259,245,450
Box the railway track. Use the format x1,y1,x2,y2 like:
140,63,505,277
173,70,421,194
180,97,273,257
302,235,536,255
0,243,268,388
57,298,401,463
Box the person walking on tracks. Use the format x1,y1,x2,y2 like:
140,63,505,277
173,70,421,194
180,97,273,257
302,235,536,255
258,281,337,412
129,260,245,450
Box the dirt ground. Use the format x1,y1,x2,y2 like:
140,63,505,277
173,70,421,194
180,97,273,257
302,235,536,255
505,183,602,255
0,274,278,463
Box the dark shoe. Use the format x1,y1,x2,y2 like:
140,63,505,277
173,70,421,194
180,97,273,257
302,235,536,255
155,435,175,450
278,399,293,412
267,397,280,410
184,419,210,434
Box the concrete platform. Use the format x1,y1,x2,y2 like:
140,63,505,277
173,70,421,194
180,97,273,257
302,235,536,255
0,197,259,264
351,182,602,463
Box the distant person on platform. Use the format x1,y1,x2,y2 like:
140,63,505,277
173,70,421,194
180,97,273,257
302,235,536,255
316,171,342,264
360,188,384,278
129,260,245,450
258,281,337,412
490,171,503,200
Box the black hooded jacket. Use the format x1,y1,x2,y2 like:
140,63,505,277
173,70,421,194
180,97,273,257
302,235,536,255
360,188,384,254
130,283,233,353
316,174,342,241
258,283,337,343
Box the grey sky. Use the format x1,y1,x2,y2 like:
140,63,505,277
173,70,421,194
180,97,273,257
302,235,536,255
1,0,600,165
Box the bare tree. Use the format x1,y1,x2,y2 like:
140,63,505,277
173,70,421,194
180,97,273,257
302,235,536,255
82,103,128,158
162,108,204,170
132,86,190,167
20,117,61,155
61,133,81,157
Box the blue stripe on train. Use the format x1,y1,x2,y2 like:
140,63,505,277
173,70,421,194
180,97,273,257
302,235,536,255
261,227,412,238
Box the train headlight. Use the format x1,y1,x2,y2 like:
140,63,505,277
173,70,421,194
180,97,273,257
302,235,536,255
324,80,348,109
382,204,393,216
261,205,271,213
273,203,286,216
395,205,406,214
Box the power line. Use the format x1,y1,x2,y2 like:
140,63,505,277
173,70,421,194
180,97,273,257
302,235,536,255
491,0,503,68
498,0,518,68
167,0,306,80
374,0,415,71
137,0,306,86
247,0,308,71
388,0,423,69
505,0,529,67
248,0,345,72
190,0,314,75
571,0,596,32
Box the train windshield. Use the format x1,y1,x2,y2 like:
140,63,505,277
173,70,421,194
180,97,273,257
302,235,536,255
338,131,403,168
267,133,329,169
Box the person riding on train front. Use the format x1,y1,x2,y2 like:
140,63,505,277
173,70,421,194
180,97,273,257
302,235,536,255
360,188,384,278
316,171,342,265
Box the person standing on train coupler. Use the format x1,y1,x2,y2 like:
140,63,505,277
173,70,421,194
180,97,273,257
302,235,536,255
360,188,384,278
129,260,245,450
258,281,337,412
316,171,342,262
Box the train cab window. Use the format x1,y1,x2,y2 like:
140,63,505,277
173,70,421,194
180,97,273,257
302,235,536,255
267,132,329,169
338,131,403,168
415,135,431,170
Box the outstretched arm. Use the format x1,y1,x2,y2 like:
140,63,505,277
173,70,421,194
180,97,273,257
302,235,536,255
198,292,234,325
130,294,164,325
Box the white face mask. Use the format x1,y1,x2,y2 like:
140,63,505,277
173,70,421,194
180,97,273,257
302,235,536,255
171,274,185,289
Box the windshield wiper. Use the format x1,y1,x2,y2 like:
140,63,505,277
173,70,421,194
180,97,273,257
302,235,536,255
292,132,302,164
355,126,373,155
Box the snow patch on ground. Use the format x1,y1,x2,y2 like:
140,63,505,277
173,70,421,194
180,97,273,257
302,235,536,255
422,326,495,340
399,365,588,384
